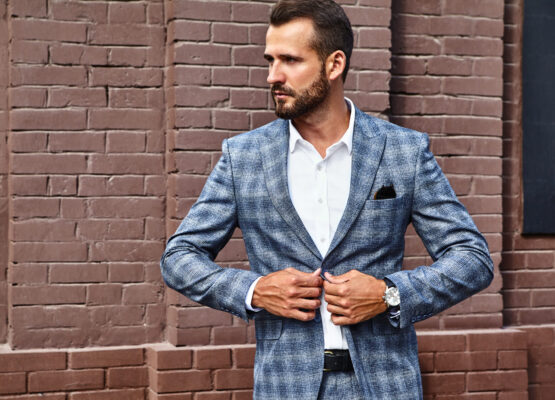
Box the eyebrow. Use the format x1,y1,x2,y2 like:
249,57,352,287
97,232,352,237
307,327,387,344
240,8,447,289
263,53,302,61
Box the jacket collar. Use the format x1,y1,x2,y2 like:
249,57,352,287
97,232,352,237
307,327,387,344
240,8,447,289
288,97,356,155
256,105,386,261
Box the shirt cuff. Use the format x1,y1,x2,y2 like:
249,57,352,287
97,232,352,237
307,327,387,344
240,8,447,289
245,277,263,312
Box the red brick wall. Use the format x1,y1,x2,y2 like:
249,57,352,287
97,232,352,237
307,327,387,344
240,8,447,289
390,0,505,331
500,1,555,397
0,330,530,399
0,0,553,399
518,326,555,399
0,0,8,344
7,0,166,349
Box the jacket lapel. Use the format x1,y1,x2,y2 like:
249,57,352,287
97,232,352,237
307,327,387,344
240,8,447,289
257,120,322,261
326,108,386,258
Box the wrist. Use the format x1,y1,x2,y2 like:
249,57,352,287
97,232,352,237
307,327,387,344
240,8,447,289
246,277,263,312
378,279,387,299
251,275,267,309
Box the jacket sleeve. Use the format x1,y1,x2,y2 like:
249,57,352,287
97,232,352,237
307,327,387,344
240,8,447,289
384,134,494,329
160,139,261,321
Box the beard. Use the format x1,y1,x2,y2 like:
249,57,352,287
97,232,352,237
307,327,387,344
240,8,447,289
271,67,330,120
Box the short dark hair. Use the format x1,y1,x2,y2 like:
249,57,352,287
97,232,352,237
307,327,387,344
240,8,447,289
270,0,353,81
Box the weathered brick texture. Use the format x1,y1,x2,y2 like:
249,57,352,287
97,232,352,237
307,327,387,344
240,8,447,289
0,333,531,399
0,0,553,398
0,345,149,398
7,0,166,349
390,0,505,331
0,0,9,344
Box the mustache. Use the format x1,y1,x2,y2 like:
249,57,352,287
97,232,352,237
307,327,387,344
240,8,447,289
271,84,295,97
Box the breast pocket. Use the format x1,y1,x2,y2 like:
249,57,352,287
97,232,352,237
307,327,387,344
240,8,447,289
363,194,410,210
355,195,411,245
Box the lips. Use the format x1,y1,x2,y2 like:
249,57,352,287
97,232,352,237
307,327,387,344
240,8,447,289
271,85,294,99
273,91,290,100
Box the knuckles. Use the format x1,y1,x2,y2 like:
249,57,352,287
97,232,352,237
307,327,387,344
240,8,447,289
286,288,298,297
338,286,349,297
340,298,351,308
288,276,299,285
302,312,315,321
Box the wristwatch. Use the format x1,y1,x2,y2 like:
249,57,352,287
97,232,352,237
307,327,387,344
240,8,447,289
383,285,400,308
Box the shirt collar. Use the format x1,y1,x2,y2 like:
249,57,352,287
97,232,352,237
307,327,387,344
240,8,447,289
289,97,355,154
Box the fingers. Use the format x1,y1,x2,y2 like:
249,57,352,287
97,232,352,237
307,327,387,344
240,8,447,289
323,279,347,296
252,267,324,320
330,314,354,326
293,297,321,311
295,286,322,299
324,293,344,307
288,267,323,287
323,271,348,284
289,309,317,321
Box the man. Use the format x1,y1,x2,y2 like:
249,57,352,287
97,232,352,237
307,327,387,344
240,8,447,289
161,0,493,398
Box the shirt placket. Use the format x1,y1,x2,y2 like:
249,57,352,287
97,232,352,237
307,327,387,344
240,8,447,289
314,159,330,256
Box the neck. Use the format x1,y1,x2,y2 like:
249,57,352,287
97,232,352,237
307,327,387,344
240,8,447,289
292,89,350,158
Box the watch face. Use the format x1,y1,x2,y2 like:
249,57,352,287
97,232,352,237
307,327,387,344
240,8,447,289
385,287,400,307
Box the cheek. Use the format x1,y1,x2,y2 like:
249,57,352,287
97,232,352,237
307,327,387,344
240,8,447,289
288,64,320,83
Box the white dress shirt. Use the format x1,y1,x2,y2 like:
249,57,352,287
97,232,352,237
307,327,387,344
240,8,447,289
247,98,356,350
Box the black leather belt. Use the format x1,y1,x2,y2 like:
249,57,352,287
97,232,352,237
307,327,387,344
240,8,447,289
323,350,353,372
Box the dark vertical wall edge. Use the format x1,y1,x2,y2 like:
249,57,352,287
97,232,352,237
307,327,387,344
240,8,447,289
521,0,555,234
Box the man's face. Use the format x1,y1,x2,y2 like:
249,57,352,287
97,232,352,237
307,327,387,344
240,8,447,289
264,18,330,119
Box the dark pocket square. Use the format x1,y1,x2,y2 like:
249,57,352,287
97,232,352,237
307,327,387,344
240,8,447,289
374,185,396,200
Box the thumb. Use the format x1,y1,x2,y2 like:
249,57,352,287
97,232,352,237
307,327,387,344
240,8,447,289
311,268,322,277
324,271,349,284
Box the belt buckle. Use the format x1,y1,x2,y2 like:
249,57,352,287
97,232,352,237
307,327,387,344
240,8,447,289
323,350,335,372
324,350,333,372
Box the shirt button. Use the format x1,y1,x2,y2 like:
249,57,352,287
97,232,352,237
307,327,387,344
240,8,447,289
320,238,326,243
316,164,323,171
318,198,323,204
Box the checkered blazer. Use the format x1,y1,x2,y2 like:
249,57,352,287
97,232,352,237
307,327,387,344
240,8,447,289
161,106,494,399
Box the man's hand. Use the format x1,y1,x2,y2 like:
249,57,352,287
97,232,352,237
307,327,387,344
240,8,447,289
252,267,323,321
323,270,387,325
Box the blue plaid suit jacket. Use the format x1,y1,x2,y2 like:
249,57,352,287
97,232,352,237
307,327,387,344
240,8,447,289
161,107,494,399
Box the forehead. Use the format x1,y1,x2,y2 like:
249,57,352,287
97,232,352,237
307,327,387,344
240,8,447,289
265,18,317,56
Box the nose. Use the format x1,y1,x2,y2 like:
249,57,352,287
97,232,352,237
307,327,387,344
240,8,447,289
267,62,285,85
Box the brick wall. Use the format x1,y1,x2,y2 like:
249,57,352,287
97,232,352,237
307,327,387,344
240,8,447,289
501,0,555,326
0,330,530,399
390,0,505,330
0,345,149,398
7,0,167,349
0,0,8,344
0,0,553,399
500,1,555,397
517,326,555,399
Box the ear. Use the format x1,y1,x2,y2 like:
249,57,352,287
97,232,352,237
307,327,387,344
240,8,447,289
325,50,347,82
